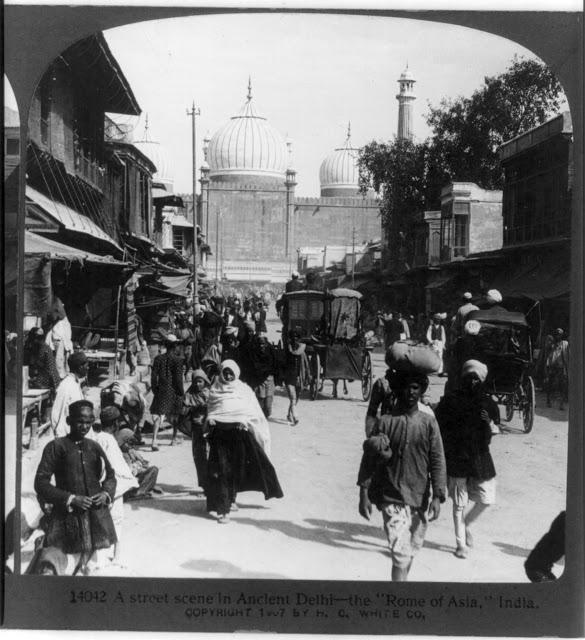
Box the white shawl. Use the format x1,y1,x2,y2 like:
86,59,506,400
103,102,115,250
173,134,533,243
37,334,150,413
207,360,271,454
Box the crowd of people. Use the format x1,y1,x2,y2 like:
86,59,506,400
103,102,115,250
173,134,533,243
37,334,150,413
14,281,569,579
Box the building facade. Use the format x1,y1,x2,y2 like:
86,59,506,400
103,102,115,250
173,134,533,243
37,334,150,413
197,84,381,285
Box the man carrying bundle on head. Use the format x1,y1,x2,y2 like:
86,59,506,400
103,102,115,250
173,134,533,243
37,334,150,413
357,369,447,582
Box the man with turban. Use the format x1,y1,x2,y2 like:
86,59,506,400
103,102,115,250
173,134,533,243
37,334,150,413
435,359,500,559
357,369,447,581
51,352,89,437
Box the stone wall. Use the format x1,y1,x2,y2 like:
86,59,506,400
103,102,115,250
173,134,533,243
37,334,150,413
294,196,381,247
469,200,503,254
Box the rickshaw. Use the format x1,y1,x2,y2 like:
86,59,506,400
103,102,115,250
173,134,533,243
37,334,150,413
280,288,373,401
461,307,535,433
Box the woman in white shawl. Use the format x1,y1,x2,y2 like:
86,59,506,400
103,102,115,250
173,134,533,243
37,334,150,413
205,360,283,523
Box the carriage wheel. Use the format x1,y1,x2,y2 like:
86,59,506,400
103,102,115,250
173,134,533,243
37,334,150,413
361,350,373,401
309,352,321,401
522,376,535,433
505,395,515,422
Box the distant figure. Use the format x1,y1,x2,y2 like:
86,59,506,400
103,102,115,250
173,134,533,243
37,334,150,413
45,299,73,379
183,369,211,494
545,328,569,410
383,312,403,350
51,352,88,438
426,314,447,376
253,301,268,335
25,327,60,423
396,312,410,340
149,335,184,450
285,271,304,293
304,270,324,291
283,332,310,425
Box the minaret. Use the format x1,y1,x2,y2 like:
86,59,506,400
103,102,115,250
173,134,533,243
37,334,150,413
396,64,416,141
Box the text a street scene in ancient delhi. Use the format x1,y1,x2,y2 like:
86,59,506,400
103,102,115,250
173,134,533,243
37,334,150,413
5,12,571,586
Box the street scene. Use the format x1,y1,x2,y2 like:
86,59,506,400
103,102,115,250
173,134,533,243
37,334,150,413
4,13,571,585
14,309,568,582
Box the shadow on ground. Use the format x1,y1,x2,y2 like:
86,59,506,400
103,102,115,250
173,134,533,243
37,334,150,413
181,558,286,579
492,541,531,558
231,516,386,553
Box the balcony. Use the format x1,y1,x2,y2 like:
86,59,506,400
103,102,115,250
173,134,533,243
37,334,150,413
503,216,571,246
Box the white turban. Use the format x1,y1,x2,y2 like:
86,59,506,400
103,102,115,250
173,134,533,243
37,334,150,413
462,359,488,383
463,292,472,300
486,289,502,304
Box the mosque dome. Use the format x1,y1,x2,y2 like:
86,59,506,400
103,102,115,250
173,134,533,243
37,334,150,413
133,137,175,194
319,125,360,197
207,81,287,183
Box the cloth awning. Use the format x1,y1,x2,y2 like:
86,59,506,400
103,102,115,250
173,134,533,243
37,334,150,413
146,274,192,298
25,231,129,266
493,259,570,301
425,274,456,290
26,186,122,252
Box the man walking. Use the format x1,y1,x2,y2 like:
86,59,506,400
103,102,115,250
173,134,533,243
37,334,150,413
435,359,499,559
357,369,447,581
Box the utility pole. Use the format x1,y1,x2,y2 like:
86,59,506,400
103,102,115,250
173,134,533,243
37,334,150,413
215,208,220,285
351,224,356,289
187,101,201,316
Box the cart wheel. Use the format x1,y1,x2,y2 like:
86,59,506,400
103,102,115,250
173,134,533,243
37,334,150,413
505,395,515,422
309,352,321,401
361,350,373,401
522,376,535,433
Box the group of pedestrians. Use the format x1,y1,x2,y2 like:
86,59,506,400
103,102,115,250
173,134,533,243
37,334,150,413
359,350,500,579
21,280,569,580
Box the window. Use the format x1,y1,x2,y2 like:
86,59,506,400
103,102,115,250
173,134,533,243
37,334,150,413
453,214,469,257
5,137,20,156
173,228,184,253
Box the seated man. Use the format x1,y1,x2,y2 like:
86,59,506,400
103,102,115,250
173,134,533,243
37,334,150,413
33,400,117,575
116,428,160,500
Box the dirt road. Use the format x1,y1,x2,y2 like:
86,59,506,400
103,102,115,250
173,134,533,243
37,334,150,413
14,315,567,582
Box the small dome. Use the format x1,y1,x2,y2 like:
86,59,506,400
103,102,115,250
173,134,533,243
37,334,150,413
207,81,287,182
319,126,360,196
399,65,415,82
133,139,175,193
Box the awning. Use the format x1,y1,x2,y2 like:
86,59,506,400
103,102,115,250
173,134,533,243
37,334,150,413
169,216,193,228
26,186,122,252
25,231,129,266
493,259,570,301
425,274,456,290
155,194,185,208
146,274,192,298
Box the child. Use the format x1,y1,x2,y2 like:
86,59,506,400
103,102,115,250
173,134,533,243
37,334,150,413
183,369,211,493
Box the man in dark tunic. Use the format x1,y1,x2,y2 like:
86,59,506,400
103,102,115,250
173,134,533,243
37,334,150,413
33,399,117,575
435,359,499,559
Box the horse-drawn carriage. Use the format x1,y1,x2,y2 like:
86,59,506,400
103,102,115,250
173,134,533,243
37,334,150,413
280,288,373,401
461,307,535,433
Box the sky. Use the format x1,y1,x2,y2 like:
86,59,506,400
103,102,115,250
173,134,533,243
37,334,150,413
5,11,557,196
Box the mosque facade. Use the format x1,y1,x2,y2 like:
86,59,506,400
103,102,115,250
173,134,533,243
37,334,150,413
197,80,387,284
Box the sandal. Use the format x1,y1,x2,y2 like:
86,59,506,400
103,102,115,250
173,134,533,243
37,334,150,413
217,514,230,524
